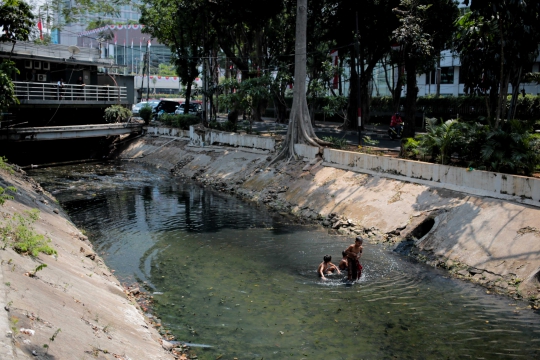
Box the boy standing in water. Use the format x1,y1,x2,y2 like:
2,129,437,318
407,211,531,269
344,237,363,282
317,255,341,280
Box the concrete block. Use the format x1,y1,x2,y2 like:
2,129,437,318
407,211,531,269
294,144,319,159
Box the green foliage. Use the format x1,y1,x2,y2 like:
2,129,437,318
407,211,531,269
0,186,16,207
370,97,397,112
401,137,420,159
140,0,203,104
411,117,538,175
455,1,540,124
208,120,237,132
86,18,114,31
218,77,272,118
322,136,348,149
103,105,132,123
0,156,13,173
33,33,52,46
321,96,348,120
31,263,47,276
480,120,540,176
418,118,463,164
0,60,20,112
138,105,153,124
0,0,34,43
1,209,57,257
372,95,540,122
157,64,177,76
54,0,128,26
0,156,16,206
44,328,61,354
159,113,199,130
362,136,379,146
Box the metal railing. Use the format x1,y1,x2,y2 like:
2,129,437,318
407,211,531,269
13,81,127,103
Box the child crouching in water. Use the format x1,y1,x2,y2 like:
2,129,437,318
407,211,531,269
317,255,341,280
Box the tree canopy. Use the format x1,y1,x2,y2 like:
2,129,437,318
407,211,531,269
455,0,540,127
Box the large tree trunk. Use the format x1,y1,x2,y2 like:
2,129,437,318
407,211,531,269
346,54,359,130
271,0,330,164
274,95,288,123
360,76,371,128
184,82,192,115
403,57,417,138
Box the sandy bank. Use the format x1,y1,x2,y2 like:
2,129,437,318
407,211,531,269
0,166,174,359
118,135,540,308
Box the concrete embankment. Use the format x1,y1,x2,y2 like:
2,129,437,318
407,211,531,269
0,167,174,359
118,131,540,307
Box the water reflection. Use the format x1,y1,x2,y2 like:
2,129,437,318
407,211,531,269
29,162,540,360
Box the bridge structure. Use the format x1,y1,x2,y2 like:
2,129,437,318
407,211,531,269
0,123,144,142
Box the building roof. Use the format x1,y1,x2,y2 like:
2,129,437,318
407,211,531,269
0,41,114,67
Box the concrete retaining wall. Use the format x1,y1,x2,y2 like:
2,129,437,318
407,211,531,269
186,126,274,150
145,126,539,205
323,148,540,205
209,129,275,151
294,144,320,159
147,126,189,138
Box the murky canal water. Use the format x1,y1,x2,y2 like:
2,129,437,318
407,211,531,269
29,162,540,359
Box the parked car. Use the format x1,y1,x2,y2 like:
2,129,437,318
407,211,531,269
152,100,181,120
174,102,202,117
132,100,159,115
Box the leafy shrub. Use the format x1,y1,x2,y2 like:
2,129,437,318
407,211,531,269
480,120,540,176
138,105,153,124
401,138,420,159
208,120,222,130
0,186,16,207
411,117,539,175
417,118,464,164
174,114,200,129
159,113,200,130
322,136,348,149
0,156,12,173
103,105,132,123
209,120,237,132
1,209,56,257
221,121,237,132
0,157,16,206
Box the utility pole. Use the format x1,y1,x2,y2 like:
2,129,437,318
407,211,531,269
146,40,151,101
139,53,146,103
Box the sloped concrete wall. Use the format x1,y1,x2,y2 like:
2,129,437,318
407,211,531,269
145,126,540,205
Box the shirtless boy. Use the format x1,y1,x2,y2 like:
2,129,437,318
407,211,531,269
317,255,341,280
338,250,348,271
344,237,363,282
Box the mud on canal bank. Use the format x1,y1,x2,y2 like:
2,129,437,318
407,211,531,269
118,135,540,309
0,163,174,359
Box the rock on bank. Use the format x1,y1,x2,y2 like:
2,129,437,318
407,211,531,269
118,135,540,304
0,166,173,358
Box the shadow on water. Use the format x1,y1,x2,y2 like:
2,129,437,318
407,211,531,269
29,162,540,360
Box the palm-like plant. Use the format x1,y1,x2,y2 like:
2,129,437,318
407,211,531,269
481,120,539,175
418,118,463,164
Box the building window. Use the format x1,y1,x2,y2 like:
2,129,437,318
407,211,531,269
428,67,454,85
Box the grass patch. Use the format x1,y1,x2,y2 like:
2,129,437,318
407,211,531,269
1,209,57,257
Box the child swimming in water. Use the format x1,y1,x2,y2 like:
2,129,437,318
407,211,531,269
317,255,341,280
